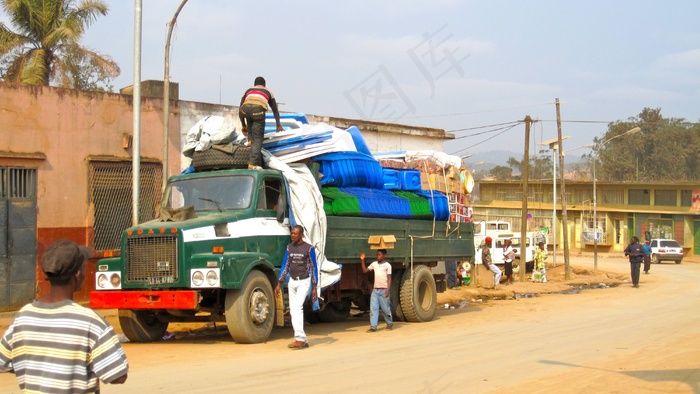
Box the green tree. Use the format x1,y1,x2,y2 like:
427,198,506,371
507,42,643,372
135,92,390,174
0,0,119,91
506,155,553,180
488,165,513,180
596,108,700,181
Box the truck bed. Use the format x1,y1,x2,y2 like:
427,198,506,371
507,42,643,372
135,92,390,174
325,216,474,264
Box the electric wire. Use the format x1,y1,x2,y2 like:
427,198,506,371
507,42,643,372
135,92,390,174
449,123,519,156
453,123,523,140
447,120,522,133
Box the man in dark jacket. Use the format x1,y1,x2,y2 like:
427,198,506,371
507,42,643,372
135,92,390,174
239,76,283,170
624,236,644,288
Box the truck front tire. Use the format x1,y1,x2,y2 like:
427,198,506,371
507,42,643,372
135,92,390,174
225,270,275,344
118,310,168,342
399,265,437,322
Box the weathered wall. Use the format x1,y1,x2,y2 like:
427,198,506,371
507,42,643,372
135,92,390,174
0,83,181,300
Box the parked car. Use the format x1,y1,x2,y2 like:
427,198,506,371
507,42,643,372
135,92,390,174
649,239,683,264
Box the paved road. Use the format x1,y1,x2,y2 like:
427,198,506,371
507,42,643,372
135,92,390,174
1,256,698,393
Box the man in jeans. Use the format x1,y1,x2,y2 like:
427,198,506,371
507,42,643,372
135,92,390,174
360,249,393,332
502,238,515,285
238,76,283,170
275,225,318,349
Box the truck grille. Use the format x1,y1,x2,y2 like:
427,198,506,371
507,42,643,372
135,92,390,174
126,236,178,284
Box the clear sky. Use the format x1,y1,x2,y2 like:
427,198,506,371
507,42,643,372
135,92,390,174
4,1,700,157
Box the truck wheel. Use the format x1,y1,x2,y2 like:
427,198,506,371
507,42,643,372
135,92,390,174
118,310,168,342
399,265,437,322
224,270,274,344
675,259,682,264
318,300,351,323
390,270,405,322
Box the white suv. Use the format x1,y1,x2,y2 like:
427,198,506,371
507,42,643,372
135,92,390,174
649,239,683,264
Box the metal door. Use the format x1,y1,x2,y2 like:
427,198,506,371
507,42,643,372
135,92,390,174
694,221,700,256
0,168,37,311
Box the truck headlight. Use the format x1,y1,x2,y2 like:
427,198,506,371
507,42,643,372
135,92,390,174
95,271,121,290
206,270,218,286
192,270,204,287
97,274,108,289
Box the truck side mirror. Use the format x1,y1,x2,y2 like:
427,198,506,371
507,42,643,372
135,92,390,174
276,193,287,223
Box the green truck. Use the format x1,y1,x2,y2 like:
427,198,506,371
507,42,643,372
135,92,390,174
90,167,474,343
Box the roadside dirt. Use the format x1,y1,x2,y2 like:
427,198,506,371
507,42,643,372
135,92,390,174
0,256,698,393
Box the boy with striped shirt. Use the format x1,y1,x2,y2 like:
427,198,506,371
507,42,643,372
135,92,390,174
0,240,128,393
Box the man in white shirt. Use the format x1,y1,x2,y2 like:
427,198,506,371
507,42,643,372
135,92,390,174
503,239,515,285
360,249,393,332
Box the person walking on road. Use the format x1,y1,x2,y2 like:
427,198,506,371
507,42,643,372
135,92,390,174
531,241,548,283
0,240,128,393
642,240,652,274
239,76,283,170
624,236,644,287
482,237,501,289
502,238,515,285
275,225,318,349
360,249,393,332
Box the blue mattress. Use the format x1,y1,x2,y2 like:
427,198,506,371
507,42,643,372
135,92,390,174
346,125,372,156
339,187,412,218
315,151,384,189
398,169,421,191
415,190,450,220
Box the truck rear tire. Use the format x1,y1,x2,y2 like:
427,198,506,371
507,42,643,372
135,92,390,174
118,310,168,342
399,265,437,322
225,271,275,344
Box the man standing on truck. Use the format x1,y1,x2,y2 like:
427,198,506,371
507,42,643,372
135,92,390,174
239,76,284,170
275,225,318,349
502,238,515,285
0,240,128,392
360,249,393,332
482,236,501,289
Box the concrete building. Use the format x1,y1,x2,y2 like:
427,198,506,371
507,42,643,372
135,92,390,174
472,179,700,256
0,82,453,310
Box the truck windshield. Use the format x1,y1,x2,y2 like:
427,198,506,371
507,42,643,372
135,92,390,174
165,175,254,211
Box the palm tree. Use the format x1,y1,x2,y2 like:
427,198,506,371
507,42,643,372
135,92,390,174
0,0,119,90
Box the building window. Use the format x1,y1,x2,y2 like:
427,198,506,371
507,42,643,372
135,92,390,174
628,189,650,205
654,190,676,206
89,161,163,251
680,190,692,207
0,167,36,199
601,190,624,205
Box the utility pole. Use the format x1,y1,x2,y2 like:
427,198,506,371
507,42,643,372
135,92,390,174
163,0,189,191
520,116,531,282
555,98,571,279
132,0,143,226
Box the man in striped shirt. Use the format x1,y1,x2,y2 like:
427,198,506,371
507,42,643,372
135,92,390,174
239,76,284,170
0,240,128,393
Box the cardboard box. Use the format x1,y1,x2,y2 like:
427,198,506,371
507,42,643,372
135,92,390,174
368,234,396,250
420,173,448,193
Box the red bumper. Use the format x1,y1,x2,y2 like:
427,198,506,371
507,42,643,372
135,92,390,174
90,290,199,310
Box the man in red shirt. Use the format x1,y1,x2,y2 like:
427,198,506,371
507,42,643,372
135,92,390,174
239,76,283,169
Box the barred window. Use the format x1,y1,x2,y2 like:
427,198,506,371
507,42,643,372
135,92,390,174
89,161,163,250
680,190,692,207
628,189,650,205
0,167,36,199
601,189,624,205
654,190,677,206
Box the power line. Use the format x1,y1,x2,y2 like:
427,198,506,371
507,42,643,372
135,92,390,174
453,123,522,140
536,119,612,124
447,120,522,133
402,102,554,119
449,123,519,156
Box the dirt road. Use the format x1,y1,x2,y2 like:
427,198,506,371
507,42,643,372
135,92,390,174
1,255,698,393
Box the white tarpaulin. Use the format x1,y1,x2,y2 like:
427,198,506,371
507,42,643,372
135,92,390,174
182,116,244,158
264,152,342,293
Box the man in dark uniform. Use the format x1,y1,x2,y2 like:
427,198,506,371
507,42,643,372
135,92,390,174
624,236,644,287
239,76,283,170
275,225,318,349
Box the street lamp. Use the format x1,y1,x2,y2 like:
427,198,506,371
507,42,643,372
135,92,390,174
589,126,641,271
541,136,569,267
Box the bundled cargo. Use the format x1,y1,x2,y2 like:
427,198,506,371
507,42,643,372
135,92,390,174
316,152,384,189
